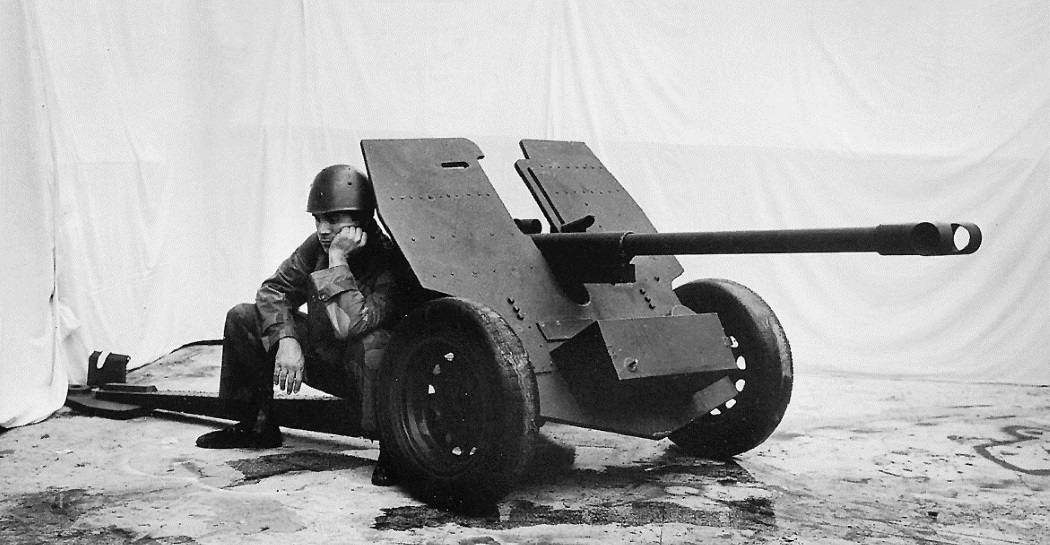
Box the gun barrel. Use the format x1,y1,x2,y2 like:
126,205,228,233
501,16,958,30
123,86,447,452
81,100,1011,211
530,222,981,258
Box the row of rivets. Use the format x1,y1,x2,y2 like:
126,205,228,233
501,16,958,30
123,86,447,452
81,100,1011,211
392,193,492,200
639,287,656,310
508,297,525,320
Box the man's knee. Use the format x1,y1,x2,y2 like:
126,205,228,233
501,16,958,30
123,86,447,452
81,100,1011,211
225,303,259,336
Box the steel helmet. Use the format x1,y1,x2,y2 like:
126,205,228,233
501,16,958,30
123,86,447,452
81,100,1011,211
306,165,375,215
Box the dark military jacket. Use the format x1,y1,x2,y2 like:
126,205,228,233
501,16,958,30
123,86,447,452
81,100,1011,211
254,231,413,369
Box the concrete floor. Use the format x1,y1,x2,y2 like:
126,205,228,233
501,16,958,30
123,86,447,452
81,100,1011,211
1,344,1048,544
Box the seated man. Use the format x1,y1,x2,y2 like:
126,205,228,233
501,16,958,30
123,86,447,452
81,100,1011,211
195,165,415,486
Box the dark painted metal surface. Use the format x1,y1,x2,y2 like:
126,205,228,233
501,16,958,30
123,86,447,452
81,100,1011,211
514,139,685,315
511,139,734,435
534,374,738,439
531,222,982,258
546,315,737,438
552,314,734,382
87,351,129,387
362,138,585,376
362,138,739,437
65,387,153,420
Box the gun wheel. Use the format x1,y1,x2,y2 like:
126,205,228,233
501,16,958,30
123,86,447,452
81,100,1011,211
378,297,539,512
669,278,793,459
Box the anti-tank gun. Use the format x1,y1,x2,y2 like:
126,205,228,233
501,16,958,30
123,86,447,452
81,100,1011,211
75,138,981,512
361,138,980,508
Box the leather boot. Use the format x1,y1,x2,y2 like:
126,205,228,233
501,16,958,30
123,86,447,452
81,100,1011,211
196,395,282,449
195,420,282,449
371,443,398,486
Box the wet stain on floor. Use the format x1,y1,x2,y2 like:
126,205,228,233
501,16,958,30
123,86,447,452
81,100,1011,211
0,488,198,545
375,496,773,532
375,453,776,532
227,449,371,483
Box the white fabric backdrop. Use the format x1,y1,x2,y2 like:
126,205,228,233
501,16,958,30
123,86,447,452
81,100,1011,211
2,0,1047,427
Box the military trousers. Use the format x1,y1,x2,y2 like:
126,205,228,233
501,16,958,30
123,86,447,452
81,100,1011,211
218,303,388,433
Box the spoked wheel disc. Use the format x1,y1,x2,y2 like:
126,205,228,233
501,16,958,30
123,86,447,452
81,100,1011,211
399,339,489,477
379,297,539,511
669,278,793,459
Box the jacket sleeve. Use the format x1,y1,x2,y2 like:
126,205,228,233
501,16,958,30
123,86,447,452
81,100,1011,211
256,235,317,352
309,256,404,341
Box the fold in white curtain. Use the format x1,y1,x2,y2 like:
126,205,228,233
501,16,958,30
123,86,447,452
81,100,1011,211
1,0,65,427
3,0,1046,427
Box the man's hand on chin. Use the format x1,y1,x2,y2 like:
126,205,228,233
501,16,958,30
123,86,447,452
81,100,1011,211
329,226,367,267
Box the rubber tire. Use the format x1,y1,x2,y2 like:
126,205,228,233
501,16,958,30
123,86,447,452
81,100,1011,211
668,279,793,459
377,297,539,512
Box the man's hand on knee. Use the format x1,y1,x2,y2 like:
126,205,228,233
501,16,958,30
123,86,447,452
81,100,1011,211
274,337,305,394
